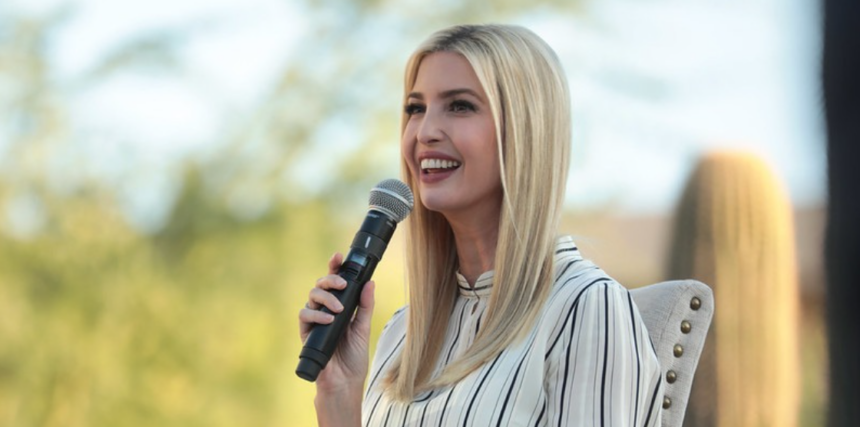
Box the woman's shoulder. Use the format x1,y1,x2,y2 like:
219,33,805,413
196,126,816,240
369,305,408,373
546,263,621,315
546,236,633,315
380,305,408,334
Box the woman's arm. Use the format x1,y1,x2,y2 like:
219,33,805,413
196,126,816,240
314,387,364,427
299,253,376,427
545,281,663,427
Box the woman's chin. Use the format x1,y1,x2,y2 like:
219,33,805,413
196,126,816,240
420,198,454,214
418,191,464,215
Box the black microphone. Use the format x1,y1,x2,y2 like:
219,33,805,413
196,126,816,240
296,179,414,382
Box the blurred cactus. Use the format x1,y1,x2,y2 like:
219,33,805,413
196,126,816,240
669,151,800,427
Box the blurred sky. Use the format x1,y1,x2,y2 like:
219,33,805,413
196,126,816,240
3,0,825,229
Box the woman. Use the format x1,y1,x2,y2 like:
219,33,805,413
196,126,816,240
299,24,663,426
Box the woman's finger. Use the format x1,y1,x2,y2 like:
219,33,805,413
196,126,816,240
310,275,347,311
308,287,344,313
315,274,348,291
328,252,343,275
299,307,335,336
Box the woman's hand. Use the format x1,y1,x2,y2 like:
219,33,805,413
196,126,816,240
299,252,376,396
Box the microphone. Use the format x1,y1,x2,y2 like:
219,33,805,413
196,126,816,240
296,179,414,382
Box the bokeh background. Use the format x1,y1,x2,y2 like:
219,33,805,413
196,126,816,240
0,0,826,426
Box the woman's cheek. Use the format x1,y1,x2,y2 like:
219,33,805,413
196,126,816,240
401,133,417,176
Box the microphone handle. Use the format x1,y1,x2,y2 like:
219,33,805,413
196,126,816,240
296,214,394,382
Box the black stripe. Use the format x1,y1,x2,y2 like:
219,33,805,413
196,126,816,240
366,334,406,399
494,329,541,425
412,390,436,403
523,385,545,426
413,390,434,403
600,284,609,427
412,306,467,407
401,405,411,425
419,401,430,426
545,277,611,358
367,391,385,426
437,385,457,427
382,405,393,427
533,399,547,427
643,375,662,427
552,264,598,296
382,307,407,332
496,352,529,427
627,291,642,427
548,263,594,305
557,296,583,427
444,302,468,364
547,267,603,309
457,284,492,292
646,328,658,360
463,353,503,426
553,259,578,282
555,246,579,254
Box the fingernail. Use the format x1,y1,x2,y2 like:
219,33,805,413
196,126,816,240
338,278,347,287
334,301,344,311
326,313,335,322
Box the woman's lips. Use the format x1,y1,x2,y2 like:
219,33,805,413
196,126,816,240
416,151,461,184
419,165,460,184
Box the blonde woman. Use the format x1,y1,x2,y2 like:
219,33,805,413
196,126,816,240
299,24,663,426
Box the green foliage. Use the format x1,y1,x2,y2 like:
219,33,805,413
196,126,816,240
0,168,411,426
0,1,584,425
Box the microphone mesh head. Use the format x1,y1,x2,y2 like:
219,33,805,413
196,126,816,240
369,179,414,223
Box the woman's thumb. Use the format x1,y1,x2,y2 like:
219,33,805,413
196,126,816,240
353,280,376,332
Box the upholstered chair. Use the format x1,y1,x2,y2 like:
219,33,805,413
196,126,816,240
630,280,714,427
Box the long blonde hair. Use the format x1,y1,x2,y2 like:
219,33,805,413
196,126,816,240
386,24,571,400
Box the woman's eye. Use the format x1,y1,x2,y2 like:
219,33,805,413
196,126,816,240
449,100,476,113
404,104,425,116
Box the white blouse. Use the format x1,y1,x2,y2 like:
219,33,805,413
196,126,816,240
362,236,663,426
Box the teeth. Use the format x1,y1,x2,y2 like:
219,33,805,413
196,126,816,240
421,158,461,170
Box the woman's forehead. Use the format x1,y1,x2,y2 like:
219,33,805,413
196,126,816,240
410,52,486,100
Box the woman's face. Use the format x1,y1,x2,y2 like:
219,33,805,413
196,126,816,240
401,51,502,218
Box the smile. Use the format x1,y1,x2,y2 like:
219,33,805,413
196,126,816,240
420,158,461,173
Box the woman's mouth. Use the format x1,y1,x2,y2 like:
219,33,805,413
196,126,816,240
420,158,461,174
418,158,461,184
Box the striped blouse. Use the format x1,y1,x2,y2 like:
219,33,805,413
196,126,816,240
362,236,663,426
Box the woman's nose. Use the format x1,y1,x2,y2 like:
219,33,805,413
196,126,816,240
416,107,445,145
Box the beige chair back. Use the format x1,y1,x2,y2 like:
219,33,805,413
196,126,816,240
630,280,714,427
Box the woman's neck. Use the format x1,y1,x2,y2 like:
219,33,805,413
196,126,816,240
446,209,500,287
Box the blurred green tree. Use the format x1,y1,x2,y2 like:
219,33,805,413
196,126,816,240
0,1,584,425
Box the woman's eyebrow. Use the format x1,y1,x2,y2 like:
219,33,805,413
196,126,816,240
438,88,482,100
407,88,484,101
